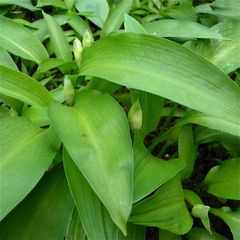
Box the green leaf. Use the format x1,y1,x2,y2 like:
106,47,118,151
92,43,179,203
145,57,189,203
66,208,87,240
143,19,223,39
63,151,119,238
48,89,133,234
0,165,74,239
124,14,146,34
37,58,64,73
0,47,18,71
0,16,49,64
210,208,240,240
133,134,185,202
102,0,133,36
118,223,145,240
191,20,240,74
0,117,60,220
43,12,72,62
204,158,240,200
80,33,239,136
37,0,67,8
192,204,211,233
158,229,182,240
0,66,53,106
179,125,196,180
0,0,37,11
210,0,240,19
130,175,193,234
74,0,109,28
186,227,227,240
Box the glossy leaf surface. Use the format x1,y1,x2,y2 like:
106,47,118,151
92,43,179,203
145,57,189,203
130,176,193,234
0,117,60,220
204,158,240,200
63,151,119,238
0,165,74,239
48,90,133,234
133,134,184,202
0,66,53,106
0,16,49,63
80,33,239,135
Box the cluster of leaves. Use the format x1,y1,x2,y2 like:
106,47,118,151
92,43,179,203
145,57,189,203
0,0,239,239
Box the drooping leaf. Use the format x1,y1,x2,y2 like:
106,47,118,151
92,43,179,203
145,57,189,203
0,47,18,71
0,165,74,239
0,117,60,220
130,175,193,234
204,158,240,200
80,33,240,136
43,12,72,62
0,93,23,113
0,16,49,64
66,208,87,240
210,208,240,240
74,0,109,28
143,19,223,39
0,66,53,106
102,0,133,36
191,20,240,74
48,89,133,234
63,151,119,238
133,134,185,202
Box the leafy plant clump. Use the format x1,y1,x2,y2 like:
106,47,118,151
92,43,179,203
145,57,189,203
0,0,239,239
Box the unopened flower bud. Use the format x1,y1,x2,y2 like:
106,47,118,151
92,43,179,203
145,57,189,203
73,38,83,68
128,100,142,132
64,76,75,106
82,30,93,48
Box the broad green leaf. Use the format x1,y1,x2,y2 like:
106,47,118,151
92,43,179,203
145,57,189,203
64,151,119,238
179,125,196,180
66,208,87,240
118,223,145,240
43,12,72,62
0,48,18,71
204,158,240,200
186,227,227,240
210,208,240,240
0,0,37,11
143,19,223,39
37,0,67,8
48,89,133,234
0,165,74,239
130,175,193,234
102,0,133,36
0,16,49,64
210,0,240,19
74,0,109,28
131,90,164,135
0,117,60,220
0,66,53,106
80,33,240,136
191,20,240,74
133,134,185,202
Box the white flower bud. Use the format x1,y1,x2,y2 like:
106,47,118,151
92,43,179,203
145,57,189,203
64,76,75,106
73,37,83,68
128,100,142,132
82,30,93,48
